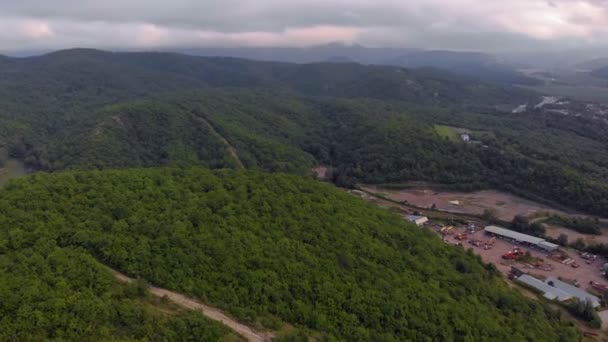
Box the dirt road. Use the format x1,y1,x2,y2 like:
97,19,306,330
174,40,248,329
192,115,245,169
111,269,273,342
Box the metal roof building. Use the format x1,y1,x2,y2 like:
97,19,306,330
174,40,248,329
517,275,572,301
484,226,545,245
545,277,601,308
538,241,560,252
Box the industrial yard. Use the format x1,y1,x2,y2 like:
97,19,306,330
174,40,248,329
350,185,608,334
354,187,608,291
434,223,608,289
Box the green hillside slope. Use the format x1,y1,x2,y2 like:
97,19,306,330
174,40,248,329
0,239,240,340
0,49,533,171
3,50,608,216
23,88,608,216
0,168,580,340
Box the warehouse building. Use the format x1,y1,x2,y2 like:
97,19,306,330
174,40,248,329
537,241,560,252
545,277,601,308
484,225,560,251
517,275,572,301
484,225,544,245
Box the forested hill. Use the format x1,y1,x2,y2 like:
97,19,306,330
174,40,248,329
18,88,608,217
0,48,534,154
4,49,608,216
0,167,580,340
0,48,534,108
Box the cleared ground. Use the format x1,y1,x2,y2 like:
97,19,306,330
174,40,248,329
358,187,608,294
433,125,462,142
362,186,567,221
312,165,329,179
354,187,608,336
437,225,607,297
545,225,608,246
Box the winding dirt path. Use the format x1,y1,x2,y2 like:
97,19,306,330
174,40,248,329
192,115,245,169
111,269,273,342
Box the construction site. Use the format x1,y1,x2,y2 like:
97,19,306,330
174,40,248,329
354,186,608,334
428,222,608,302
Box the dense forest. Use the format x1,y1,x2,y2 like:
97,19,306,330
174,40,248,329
0,168,580,340
0,234,240,340
2,49,608,216
13,87,607,216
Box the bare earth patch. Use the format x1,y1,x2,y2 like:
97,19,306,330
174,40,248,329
312,165,329,179
362,186,566,221
545,225,608,245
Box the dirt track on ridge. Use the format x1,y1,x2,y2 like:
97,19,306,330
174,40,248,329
111,269,273,342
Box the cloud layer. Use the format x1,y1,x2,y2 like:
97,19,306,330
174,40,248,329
0,0,607,53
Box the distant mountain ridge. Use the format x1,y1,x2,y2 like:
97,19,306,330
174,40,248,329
387,50,541,85
323,56,356,63
176,43,418,65
176,44,538,85
4,44,540,85
0,48,534,108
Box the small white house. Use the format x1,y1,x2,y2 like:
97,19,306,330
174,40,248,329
460,133,470,142
406,215,429,226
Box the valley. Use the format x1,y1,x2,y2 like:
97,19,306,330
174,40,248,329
524,85,608,105
2,50,608,217
2,49,608,340
3,0,608,340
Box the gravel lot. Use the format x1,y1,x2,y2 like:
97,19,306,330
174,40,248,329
362,186,568,221
434,225,608,291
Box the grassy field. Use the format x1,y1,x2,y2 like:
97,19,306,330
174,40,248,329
433,125,462,142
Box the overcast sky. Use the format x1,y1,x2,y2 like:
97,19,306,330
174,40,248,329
1,0,607,54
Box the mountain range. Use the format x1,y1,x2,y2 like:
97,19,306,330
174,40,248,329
1,47,607,340
2,49,608,217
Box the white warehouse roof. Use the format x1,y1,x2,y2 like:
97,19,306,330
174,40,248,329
517,275,572,301
484,226,545,245
545,277,601,308
538,241,559,251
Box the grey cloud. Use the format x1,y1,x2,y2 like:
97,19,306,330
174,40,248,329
0,0,607,54
0,1,424,31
